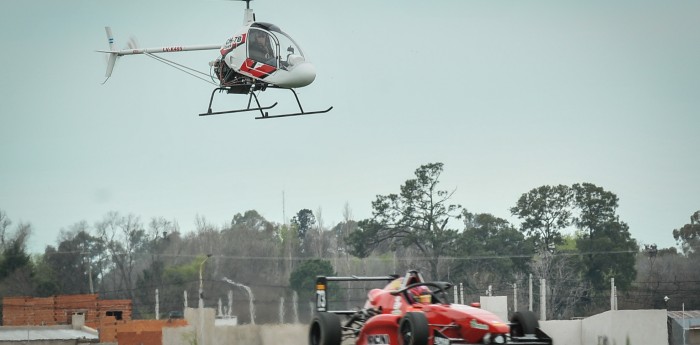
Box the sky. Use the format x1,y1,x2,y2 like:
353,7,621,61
1,0,698,254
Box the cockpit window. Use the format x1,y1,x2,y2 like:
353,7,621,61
274,30,306,69
248,28,277,66
249,23,307,70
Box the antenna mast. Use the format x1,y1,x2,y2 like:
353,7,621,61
282,190,286,226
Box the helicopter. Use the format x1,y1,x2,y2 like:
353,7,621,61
97,0,332,119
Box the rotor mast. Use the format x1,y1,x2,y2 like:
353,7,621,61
242,0,255,25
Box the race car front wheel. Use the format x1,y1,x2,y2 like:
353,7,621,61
509,311,538,337
399,312,429,345
309,312,342,345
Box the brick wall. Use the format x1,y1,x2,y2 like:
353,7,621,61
114,319,188,345
2,294,131,326
2,296,56,325
2,294,186,345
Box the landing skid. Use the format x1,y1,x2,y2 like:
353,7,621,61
198,85,332,119
255,87,333,119
199,87,275,117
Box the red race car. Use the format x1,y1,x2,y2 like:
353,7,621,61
309,270,552,345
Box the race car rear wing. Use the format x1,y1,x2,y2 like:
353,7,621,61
315,275,399,314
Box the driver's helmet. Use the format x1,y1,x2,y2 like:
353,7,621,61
409,286,431,304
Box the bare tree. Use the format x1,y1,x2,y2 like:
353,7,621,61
95,212,145,301
0,209,11,251
313,207,325,257
530,253,589,319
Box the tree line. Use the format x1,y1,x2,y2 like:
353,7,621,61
0,162,697,323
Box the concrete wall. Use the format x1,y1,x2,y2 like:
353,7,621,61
163,308,669,345
162,324,196,345
184,308,216,345
540,310,667,345
479,296,508,322
162,315,306,345
540,319,581,345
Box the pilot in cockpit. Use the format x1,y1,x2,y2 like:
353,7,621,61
249,30,276,66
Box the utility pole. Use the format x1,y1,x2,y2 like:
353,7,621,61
528,274,533,312
199,254,212,345
155,289,159,320
82,252,94,294
540,278,546,321
88,255,94,294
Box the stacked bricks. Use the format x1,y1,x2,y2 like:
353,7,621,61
54,294,99,324
2,294,185,345
3,296,56,326
2,294,131,327
114,319,188,345
98,315,122,343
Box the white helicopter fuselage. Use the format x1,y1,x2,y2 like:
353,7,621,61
100,22,316,89
218,22,316,88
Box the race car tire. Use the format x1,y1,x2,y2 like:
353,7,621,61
509,311,538,337
399,312,429,345
309,312,342,345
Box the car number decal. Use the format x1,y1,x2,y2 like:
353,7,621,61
391,296,402,315
367,334,390,345
316,290,326,311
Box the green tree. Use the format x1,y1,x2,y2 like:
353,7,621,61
44,225,103,294
571,183,619,239
231,210,275,234
673,210,700,256
289,258,335,301
453,211,534,289
347,163,462,279
571,184,637,292
0,220,32,279
32,254,60,297
0,222,36,300
291,209,316,255
576,221,637,292
135,259,166,317
510,185,573,253
0,241,31,280
163,258,201,313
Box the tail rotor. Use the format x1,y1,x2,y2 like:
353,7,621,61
104,27,118,80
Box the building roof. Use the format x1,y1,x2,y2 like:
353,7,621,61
668,310,700,320
668,310,700,330
0,326,98,342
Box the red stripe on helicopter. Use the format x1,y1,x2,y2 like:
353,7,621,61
240,59,276,79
